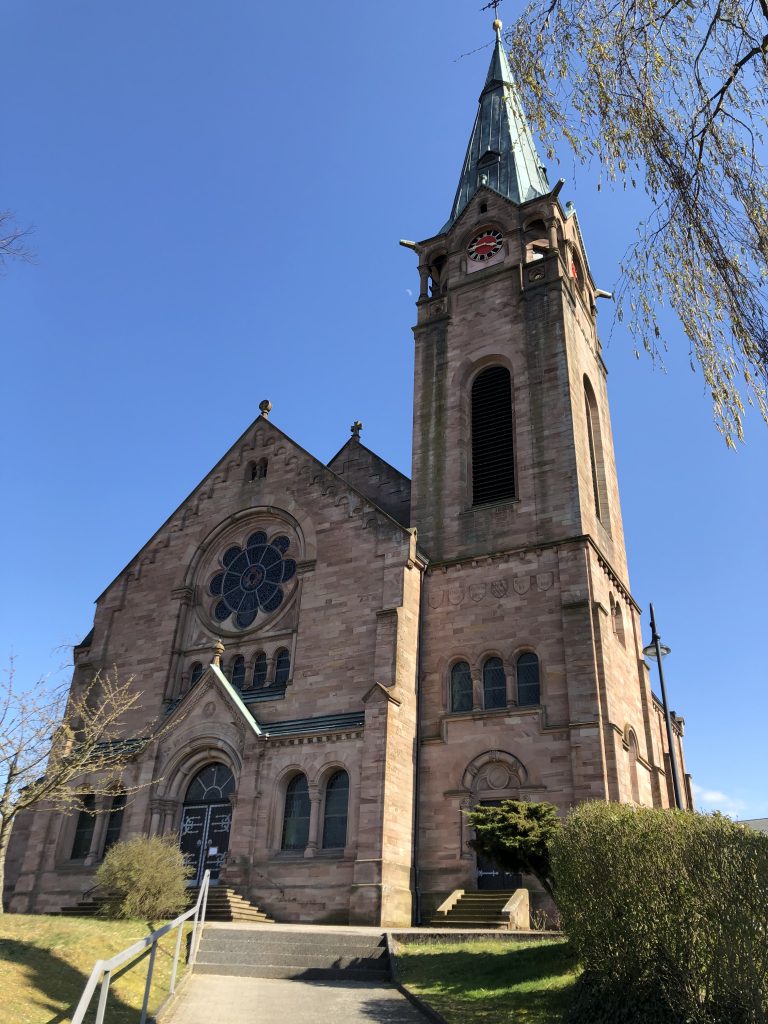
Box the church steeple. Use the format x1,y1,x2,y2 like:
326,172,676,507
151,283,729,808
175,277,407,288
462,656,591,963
442,21,550,231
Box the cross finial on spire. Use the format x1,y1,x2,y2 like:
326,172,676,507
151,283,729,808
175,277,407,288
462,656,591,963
481,0,503,34
351,420,363,439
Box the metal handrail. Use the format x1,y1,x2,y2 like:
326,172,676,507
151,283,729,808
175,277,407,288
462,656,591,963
72,869,211,1024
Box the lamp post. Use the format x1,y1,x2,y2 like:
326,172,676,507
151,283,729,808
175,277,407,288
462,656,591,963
642,603,685,810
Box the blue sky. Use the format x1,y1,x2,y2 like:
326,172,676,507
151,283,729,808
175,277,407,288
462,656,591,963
2,1,766,819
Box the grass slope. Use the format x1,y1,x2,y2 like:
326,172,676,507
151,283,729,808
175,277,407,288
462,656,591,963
0,914,191,1024
395,938,578,1024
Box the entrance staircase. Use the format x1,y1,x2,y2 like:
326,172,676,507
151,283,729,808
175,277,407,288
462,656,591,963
429,890,519,929
191,886,273,923
60,885,272,922
195,926,391,981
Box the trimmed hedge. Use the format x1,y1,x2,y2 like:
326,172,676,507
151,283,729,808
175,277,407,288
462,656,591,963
551,802,768,1024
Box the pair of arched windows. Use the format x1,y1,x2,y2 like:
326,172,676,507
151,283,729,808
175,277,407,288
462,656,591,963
70,792,126,861
450,653,540,712
281,770,349,852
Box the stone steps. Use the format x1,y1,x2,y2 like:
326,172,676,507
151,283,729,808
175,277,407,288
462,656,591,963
60,886,273,923
195,926,391,982
428,890,518,929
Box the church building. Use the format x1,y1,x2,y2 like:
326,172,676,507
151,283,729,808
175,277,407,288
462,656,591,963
7,22,691,925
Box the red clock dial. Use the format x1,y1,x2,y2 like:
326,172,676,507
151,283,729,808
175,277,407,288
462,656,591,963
467,229,503,262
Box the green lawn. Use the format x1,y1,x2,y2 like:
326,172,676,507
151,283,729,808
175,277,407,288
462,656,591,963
0,914,192,1024
394,938,579,1024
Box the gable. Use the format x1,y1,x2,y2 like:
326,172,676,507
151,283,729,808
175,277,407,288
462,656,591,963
327,439,411,526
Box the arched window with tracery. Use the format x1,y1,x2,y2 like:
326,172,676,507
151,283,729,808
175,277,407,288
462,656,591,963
185,763,235,803
322,770,349,849
230,655,245,690
450,661,473,712
274,648,291,686
282,774,310,851
471,366,515,506
482,656,507,709
516,652,540,706
252,651,267,688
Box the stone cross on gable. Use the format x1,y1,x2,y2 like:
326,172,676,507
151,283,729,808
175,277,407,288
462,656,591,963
350,421,363,439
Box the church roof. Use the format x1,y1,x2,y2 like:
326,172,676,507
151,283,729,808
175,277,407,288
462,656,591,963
441,23,550,232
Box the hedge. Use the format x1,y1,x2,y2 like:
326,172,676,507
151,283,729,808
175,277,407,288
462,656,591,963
551,802,768,1024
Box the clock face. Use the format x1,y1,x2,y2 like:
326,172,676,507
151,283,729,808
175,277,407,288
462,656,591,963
467,228,503,262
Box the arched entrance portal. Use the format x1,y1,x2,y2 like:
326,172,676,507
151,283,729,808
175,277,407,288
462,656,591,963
179,763,235,887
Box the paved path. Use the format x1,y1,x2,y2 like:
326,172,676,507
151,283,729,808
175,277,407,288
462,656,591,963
163,973,430,1024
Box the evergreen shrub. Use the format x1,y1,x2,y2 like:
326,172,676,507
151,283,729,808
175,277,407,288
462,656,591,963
95,834,191,921
551,802,768,1024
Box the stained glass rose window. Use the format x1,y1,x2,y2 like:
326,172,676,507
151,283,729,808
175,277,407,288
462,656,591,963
208,532,296,630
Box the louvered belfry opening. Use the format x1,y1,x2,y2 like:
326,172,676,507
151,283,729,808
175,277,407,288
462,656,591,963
472,365,515,506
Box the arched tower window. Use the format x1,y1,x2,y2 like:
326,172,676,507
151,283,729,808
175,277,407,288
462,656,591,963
248,458,268,481
516,652,540,706
451,661,473,713
322,770,349,849
282,774,310,851
471,366,515,506
628,730,641,804
274,648,291,686
230,655,245,690
613,601,626,646
189,662,203,688
252,651,267,688
584,376,607,522
482,656,506,709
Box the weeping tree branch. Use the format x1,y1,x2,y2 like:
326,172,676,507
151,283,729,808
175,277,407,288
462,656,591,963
507,0,768,445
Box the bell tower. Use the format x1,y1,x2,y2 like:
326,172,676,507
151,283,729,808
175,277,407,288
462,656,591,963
408,21,689,918
408,19,627,578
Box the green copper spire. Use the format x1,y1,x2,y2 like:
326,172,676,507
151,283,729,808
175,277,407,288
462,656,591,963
441,22,550,231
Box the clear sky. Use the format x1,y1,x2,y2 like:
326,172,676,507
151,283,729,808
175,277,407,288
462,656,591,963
2,1,766,819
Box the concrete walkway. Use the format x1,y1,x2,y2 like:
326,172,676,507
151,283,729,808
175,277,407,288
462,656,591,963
163,973,430,1024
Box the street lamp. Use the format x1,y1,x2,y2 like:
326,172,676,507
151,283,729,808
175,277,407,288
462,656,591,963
642,603,685,810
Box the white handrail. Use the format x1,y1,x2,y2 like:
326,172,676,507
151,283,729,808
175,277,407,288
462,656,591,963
71,869,211,1024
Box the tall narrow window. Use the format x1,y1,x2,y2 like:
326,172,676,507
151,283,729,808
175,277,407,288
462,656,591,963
103,793,127,855
482,657,507,709
70,794,96,860
252,651,267,688
230,655,245,690
472,366,515,506
451,661,473,712
282,774,310,851
189,662,203,687
584,377,606,522
322,770,349,849
516,653,540,706
628,731,641,804
274,648,291,686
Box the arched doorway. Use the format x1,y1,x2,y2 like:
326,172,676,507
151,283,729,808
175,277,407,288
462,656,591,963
461,750,527,891
179,763,235,887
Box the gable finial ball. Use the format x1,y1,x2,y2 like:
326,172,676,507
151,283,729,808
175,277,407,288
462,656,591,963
493,18,502,32
259,399,272,418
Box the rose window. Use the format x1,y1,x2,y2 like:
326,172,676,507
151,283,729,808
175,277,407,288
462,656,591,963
208,532,296,630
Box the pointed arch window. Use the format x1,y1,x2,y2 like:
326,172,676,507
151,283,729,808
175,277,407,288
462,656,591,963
322,770,349,849
252,651,267,688
189,662,204,688
472,366,515,506
627,730,641,804
274,648,291,686
483,657,507,709
282,774,310,851
230,655,246,690
451,661,473,713
516,653,540,706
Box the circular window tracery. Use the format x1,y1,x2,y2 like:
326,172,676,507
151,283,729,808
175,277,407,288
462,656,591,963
207,530,297,630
